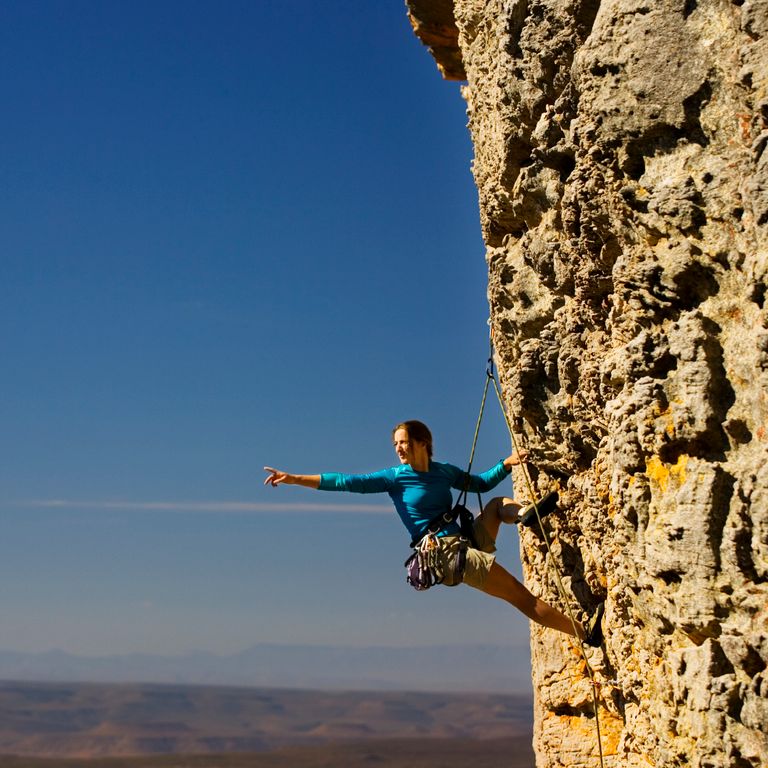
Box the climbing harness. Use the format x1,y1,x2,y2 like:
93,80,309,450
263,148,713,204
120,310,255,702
404,488,476,591
409,487,479,550
482,334,607,768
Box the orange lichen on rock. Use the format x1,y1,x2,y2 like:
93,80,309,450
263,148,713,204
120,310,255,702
645,454,688,494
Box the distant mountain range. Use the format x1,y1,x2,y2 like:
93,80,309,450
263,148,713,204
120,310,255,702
0,643,532,693
0,680,534,760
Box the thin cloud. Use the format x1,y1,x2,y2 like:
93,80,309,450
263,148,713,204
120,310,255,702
11,499,393,514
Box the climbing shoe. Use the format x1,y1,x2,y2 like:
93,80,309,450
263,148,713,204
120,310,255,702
519,490,559,528
583,602,605,648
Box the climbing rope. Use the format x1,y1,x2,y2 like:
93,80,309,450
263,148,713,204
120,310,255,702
464,362,491,476
476,338,607,768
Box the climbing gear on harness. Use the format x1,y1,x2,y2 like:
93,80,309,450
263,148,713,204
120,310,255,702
518,490,559,528
404,534,442,590
404,532,468,591
405,482,477,591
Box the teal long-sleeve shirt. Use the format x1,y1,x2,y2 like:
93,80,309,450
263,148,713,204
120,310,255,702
318,460,511,541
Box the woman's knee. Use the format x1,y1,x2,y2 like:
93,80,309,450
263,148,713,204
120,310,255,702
487,496,521,524
484,496,504,519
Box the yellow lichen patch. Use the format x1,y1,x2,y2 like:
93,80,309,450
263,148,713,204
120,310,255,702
645,454,688,493
542,708,623,756
597,708,624,756
543,711,598,739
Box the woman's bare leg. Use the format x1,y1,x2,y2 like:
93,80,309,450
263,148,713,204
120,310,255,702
482,562,584,638
476,497,586,638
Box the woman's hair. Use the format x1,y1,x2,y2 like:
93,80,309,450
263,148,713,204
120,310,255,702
392,420,433,457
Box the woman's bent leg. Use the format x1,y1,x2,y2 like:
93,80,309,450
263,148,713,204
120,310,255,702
477,496,522,541
481,562,583,638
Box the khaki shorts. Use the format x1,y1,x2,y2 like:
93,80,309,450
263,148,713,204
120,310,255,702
435,518,497,589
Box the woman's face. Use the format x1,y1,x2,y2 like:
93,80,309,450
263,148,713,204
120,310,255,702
393,428,424,465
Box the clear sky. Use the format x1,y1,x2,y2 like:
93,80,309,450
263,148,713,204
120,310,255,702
0,1,530,669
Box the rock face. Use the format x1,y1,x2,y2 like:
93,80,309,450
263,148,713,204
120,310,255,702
407,1,768,767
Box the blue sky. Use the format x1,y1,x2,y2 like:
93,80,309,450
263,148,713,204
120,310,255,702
0,1,529,670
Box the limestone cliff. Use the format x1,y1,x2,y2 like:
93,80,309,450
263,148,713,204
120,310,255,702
407,1,767,767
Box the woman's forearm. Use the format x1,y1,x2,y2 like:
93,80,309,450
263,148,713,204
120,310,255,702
291,474,321,489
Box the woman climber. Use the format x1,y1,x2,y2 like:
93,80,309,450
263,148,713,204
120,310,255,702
264,419,603,646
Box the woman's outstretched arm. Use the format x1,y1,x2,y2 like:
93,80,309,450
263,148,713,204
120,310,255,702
263,467,321,489
265,467,395,494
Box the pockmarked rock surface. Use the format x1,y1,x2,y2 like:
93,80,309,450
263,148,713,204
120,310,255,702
407,1,768,767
